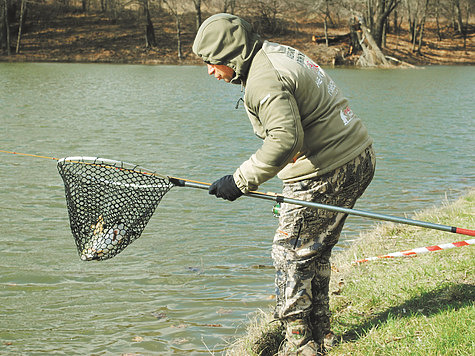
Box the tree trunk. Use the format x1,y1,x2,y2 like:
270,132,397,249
3,0,10,55
144,0,156,48
450,1,457,31
463,0,469,51
382,18,388,48
192,0,201,31
371,0,399,49
324,16,329,46
453,0,466,50
349,17,362,54
366,0,374,30
356,19,389,66
417,20,425,54
15,0,25,53
162,0,183,60
373,15,383,48
392,9,398,34
324,0,334,27
0,3,4,51
411,23,418,52
405,0,415,42
454,0,463,33
435,0,442,41
176,15,182,60
416,0,430,54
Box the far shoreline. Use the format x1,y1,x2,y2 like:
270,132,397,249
2,56,473,67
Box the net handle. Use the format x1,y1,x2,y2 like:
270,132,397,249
169,177,475,237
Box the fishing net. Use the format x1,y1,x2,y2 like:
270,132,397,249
57,157,174,261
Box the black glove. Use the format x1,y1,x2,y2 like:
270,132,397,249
209,175,243,201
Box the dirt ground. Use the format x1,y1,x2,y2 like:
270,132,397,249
0,10,473,66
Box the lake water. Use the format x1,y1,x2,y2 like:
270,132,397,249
0,63,473,354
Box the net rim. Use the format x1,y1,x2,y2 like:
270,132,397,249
57,156,171,186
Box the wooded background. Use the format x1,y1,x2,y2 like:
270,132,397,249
0,0,472,61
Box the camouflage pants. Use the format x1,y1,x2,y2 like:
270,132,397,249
272,145,375,341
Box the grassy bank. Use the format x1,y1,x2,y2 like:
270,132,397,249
227,189,475,355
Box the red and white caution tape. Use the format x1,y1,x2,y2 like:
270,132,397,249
354,239,475,264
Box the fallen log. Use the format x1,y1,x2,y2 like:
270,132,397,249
312,33,350,45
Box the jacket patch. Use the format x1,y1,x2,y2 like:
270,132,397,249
340,106,356,125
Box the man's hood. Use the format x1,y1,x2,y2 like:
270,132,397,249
192,13,262,84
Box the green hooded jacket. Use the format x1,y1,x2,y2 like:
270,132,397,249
193,14,373,193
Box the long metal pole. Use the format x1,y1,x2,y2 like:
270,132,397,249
0,149,472,237
171,178,475,237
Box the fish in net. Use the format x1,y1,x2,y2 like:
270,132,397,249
57,157,173,261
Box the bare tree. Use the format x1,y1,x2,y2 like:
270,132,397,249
208,0,237,13
242,0,287,34
414,0,429,53
452,0,469,50
162,0,184,60
191,0,201,31
404,0,430,53
311,0,337,46
370,0,400,48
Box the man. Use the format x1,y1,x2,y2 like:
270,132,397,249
193,13,375,355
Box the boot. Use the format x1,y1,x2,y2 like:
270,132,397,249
310,310,332,345
280,318,319,356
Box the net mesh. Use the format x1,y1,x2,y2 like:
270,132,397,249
57,157,173,261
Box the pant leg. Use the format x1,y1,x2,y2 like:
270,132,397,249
309,146,376,343
272,206,314,318
272,146,376,327
272,176,346,321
